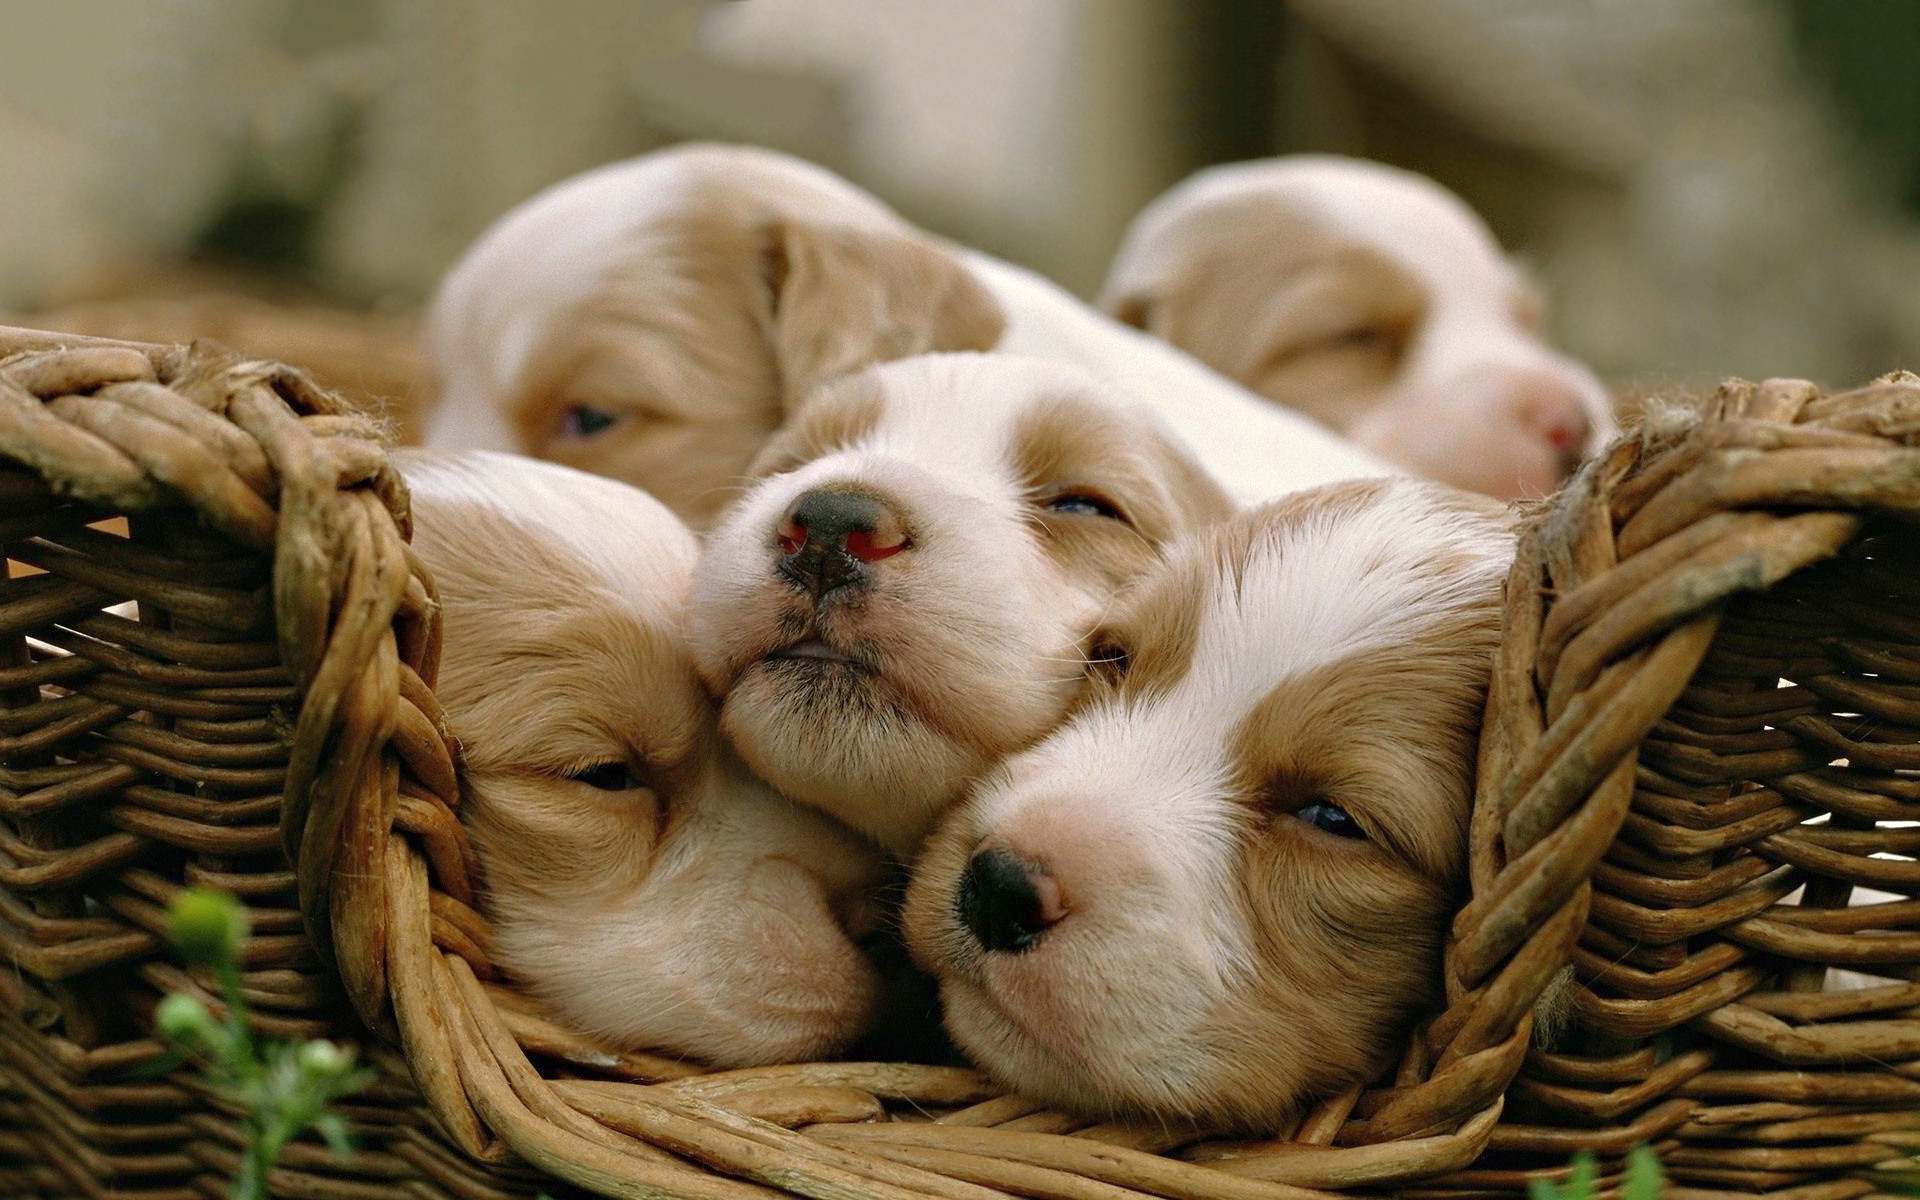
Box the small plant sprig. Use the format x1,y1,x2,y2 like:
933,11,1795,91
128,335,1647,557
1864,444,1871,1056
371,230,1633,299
1528,1145,1664,1200
155,888,376,1200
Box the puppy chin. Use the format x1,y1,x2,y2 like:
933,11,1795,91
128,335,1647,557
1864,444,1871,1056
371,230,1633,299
719,662,982,854
914,913,1234,1125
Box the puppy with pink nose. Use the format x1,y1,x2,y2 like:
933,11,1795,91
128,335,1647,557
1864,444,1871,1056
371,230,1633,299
1103,156,1617,499
905,478,1513,1125
691,351,1231,856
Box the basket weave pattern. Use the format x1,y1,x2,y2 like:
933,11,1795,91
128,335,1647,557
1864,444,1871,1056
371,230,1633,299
4,325,1919,1198
1434,376,1920,1195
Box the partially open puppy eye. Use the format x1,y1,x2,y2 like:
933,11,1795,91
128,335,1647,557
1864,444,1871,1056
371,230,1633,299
1085,638,1130,681
560,404,619,438
1297,800,1365,839
570,762,642,791
1045,492,1125,521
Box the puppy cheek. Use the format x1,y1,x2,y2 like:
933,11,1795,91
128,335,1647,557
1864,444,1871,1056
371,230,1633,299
1239,852,1453,1084
901,802,988,973
688,532,783,689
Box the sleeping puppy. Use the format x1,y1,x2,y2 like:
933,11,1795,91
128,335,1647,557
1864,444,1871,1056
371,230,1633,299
690,352,1234,856
421,144,1005,528
1101,156,1616,500
401,449,886,1065
424,143,1388,520
903,478,1513,1126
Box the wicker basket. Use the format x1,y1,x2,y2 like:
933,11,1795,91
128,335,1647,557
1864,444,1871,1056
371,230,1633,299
16,290,424,441
3,326,1918,1199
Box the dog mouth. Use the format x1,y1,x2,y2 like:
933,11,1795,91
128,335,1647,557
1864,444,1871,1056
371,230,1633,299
763,637,870,671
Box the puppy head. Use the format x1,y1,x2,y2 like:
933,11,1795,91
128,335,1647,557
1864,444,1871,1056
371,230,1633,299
423,143,1004,528
400,449,886,1066
1102,156,1616,500
905,478,1513,1126
690,352,1233,856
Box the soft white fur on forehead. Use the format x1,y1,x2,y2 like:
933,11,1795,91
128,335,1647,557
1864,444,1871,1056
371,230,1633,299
1182,480,1511,713
397,449,697,611
849,352,1172,480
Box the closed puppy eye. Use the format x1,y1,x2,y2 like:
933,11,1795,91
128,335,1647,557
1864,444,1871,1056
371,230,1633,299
1044,491,1128,522
1297,799,1365,839
1314,327,1399,355
1084,637,1131,682
569,761,644,791
559,404,620,439
1262,323,1406,375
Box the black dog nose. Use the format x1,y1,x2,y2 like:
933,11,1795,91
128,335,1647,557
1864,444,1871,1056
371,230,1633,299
956,848,1065,954
775,488,907,598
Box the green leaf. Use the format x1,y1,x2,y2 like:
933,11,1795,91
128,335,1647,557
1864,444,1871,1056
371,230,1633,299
314,1112,354,1157
1623,1144,1664,1200
1531,1151,1600,1200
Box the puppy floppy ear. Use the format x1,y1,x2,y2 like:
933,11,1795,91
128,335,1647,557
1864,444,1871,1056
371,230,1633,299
760,220,1006,414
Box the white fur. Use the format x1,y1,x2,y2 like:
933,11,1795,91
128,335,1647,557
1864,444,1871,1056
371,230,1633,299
965,251,1394,503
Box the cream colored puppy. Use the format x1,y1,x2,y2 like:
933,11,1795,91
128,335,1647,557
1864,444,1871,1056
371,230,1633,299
1102,156,1616,500
424,144,1389,521
690,352,1233,856
421,145,1004,528
905,478,1513,1126
401,449,885,1065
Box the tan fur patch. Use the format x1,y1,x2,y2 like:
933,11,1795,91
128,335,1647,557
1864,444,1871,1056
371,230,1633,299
747,370,888,478
1105,191,1427,436
766,220,1007,410
1010,390,1233,605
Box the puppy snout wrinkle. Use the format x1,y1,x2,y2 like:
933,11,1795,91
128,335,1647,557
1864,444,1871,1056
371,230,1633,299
957,848,1066,954
776,488,907,598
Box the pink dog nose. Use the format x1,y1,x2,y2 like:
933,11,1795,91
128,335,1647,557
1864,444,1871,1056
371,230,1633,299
958,847,1067,953
1515,379,1595,473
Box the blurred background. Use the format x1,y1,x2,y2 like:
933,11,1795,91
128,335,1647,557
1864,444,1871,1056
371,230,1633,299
4,0,1919,412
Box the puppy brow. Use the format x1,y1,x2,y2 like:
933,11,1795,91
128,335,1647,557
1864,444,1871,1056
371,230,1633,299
750,375,886,474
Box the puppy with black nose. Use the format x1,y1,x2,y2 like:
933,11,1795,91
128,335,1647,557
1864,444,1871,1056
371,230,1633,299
691,352,1233,856
906,478,1513,1126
